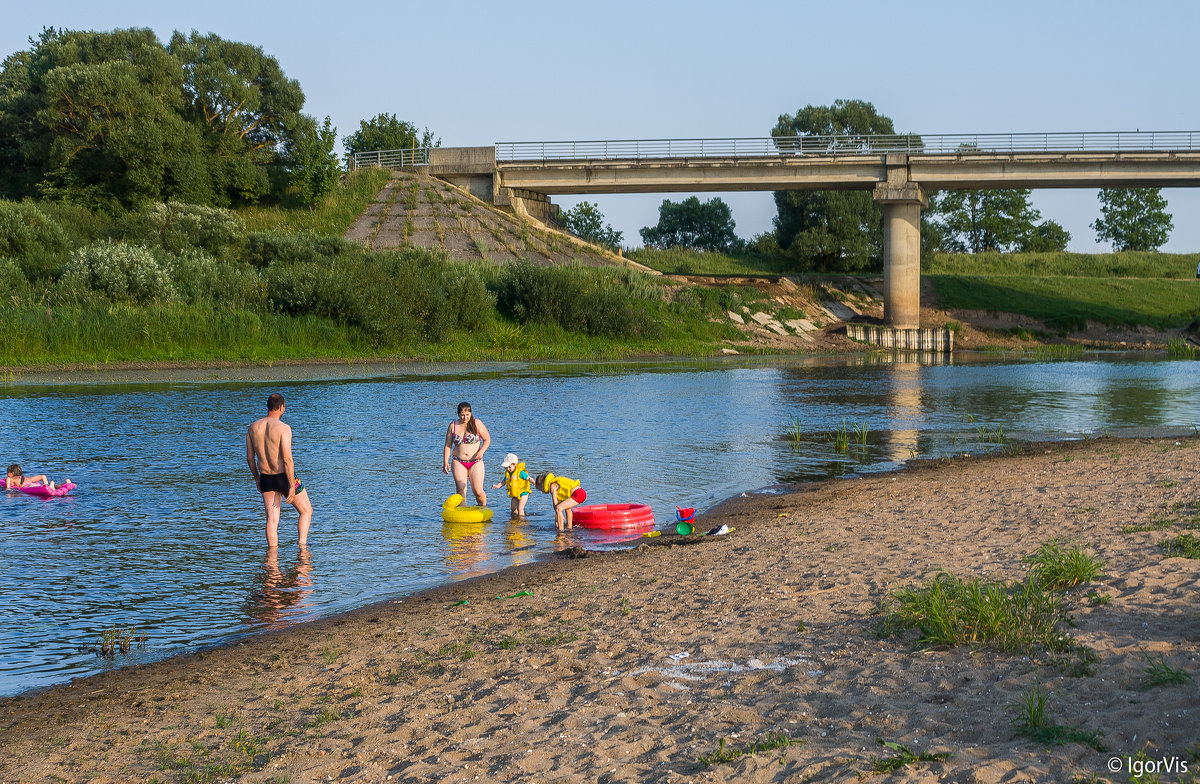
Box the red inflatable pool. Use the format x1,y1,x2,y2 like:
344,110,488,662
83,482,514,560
572,503,655,530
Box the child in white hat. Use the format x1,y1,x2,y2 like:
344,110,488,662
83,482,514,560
491,453,531,517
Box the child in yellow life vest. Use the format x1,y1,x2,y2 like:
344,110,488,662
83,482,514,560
534,471,587,531
491,453,531,517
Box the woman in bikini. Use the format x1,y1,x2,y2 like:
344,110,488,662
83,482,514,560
442,401,491,506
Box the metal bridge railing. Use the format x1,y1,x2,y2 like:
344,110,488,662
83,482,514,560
494,131,1200,162
350,148,431,169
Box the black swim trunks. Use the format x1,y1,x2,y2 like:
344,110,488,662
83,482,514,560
258,472,291,495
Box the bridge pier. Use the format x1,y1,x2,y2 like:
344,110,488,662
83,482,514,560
874,171,927,329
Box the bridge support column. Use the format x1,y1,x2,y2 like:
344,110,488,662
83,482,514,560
873,180,927,329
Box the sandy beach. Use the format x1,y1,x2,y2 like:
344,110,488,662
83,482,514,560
2,436,1198,783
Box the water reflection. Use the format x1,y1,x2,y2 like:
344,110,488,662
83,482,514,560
504,517,536,568
886,361,923,463
441,520,490,578
243,547,315,631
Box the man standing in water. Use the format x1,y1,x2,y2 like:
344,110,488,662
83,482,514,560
246,393,313,548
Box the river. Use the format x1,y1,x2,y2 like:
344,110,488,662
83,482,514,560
1,353,1197,696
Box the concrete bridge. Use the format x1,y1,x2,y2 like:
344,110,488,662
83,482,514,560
352,131,1200,331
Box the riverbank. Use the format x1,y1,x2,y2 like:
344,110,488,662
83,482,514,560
3,436,1198,782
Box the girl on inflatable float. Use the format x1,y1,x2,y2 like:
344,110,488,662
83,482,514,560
6,464,56,492
535,471,587,531
443,402,491,507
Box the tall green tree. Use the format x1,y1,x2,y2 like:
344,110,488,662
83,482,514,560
639,196,739,252
288,115,340,205
0,27,307,207
931,189,1065,253
770,99,895,271
167,31,306,204
1020,219,1071,252
561,201,622,251
342,113,438,162
1092,188,1173,251
0,28,202,205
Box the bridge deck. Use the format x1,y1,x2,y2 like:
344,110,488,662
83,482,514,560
496,151,1200,193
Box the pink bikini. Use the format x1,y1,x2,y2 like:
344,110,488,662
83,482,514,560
452,425,482,469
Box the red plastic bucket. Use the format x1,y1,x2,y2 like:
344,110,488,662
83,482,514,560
572,503,655,530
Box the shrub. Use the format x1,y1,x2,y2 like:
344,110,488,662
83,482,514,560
132,202,244,256
495,260,566,325
62,241,175,304
34,201,116,246
0,200,70,281
241,231,356,268
265,249,461,346
163,248,265,308
494,260,662,338
578,283,639,337
440,262,496,333
0,257,30,291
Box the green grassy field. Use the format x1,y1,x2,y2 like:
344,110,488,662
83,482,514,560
925,251,1200,279
237,168,393,235
632,246,1200,336
927,274,1200,332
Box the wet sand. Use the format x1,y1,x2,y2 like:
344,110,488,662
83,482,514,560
2,436,1198,783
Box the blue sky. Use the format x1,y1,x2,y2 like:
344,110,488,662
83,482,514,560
4,0,1198,252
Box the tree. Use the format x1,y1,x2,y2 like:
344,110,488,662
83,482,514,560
342,113,438,163
560,201,622,251
1092,188,1173,251
168,31,306,204
639,196,739,252
288,115,340,205
0,28,308,207
770,99,895,271
0,28,202,206
1019,219,1071,252
931,189,1052,253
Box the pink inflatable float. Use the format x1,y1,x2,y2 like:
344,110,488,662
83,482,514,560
10,481,75,498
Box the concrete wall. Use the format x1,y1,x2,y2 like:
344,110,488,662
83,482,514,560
428,147,498,203
428,146,495,175
846,324,953,352
507,189,560,223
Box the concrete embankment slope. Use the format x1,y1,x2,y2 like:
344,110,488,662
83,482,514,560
344,170,652,271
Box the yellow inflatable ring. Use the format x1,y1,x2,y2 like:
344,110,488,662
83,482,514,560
441,494,493,523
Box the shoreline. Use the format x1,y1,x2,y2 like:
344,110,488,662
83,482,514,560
0,345,1178,387
3,435,1199,782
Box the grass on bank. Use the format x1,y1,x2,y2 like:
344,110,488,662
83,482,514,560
925,251,1200,279
927,274,1200,333
0,300,746,368
1141,653,1193,689
237,168,393,236
635,247,1200,335
878,572,1073,653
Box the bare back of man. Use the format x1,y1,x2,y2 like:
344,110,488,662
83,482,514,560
246,394,312,548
